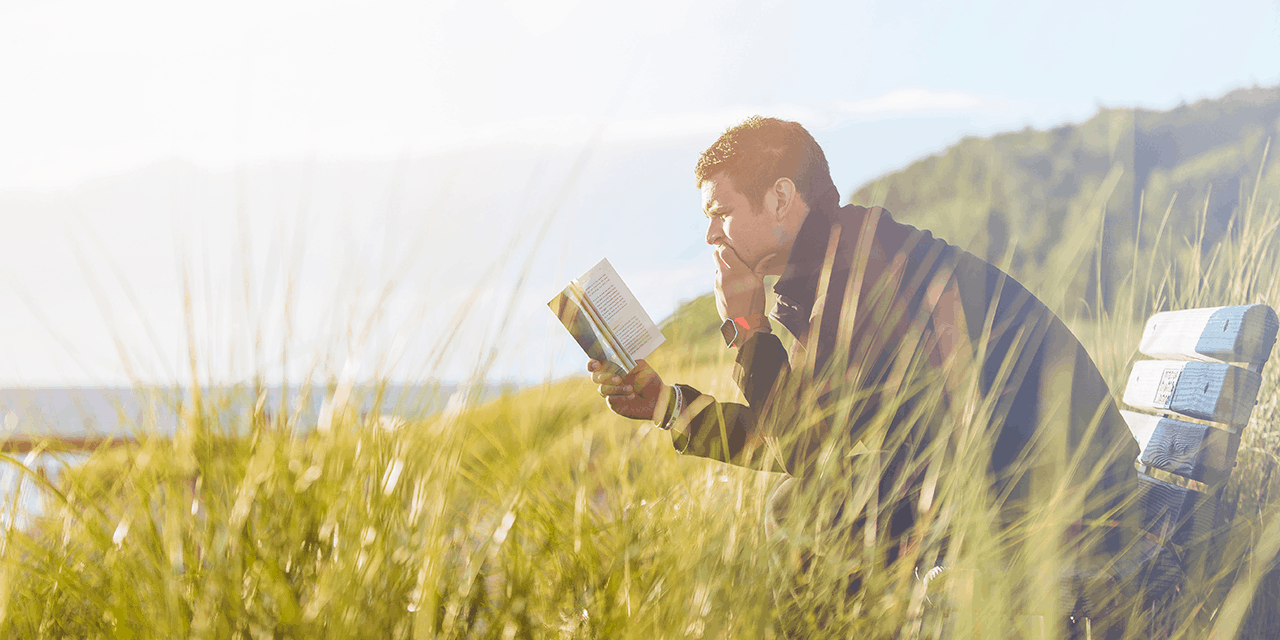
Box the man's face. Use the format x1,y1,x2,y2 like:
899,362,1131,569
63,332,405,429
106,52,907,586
701,172,789,273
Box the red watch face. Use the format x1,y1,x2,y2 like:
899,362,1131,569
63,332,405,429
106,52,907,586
720,318,738,347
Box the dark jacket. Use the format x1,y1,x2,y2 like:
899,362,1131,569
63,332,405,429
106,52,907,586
670,202,1139,557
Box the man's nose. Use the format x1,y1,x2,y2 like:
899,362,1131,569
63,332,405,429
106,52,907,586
705,218,722,245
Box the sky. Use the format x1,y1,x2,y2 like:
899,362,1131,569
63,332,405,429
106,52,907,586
0,0,1278,387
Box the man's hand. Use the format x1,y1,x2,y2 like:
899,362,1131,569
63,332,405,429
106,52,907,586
714,245,770,332
588,359,667,422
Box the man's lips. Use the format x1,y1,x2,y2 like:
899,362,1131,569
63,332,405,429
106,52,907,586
715,243,746,264
716,244,781,276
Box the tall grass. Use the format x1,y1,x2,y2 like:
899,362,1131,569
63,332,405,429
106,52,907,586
2,150,1280,638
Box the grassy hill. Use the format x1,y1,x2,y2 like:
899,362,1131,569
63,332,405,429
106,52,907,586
850,85,1280,320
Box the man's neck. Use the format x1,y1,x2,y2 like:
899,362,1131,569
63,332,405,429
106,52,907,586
761,206,812,277
771,201,850,305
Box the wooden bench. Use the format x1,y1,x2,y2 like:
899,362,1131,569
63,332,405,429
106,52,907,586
1118,304,1279,615
917,304,1277,635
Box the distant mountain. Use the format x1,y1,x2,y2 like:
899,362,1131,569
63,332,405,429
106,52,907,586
848,85,1280,318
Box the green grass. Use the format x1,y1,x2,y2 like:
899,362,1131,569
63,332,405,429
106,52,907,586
4,155,1280,638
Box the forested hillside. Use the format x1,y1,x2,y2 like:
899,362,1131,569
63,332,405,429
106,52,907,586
848,85,1280,319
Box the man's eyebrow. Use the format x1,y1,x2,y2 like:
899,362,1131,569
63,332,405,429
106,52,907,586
704,204,729,218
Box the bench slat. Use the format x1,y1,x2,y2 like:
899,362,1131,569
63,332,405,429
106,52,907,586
1121,304,1276,606
1120,410,1237,485
1139,304,1279,364
1136,473,1215,548
1123,361,1262,427
1134,472,1221,588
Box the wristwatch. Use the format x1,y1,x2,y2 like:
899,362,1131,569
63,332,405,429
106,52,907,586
720,314,770,348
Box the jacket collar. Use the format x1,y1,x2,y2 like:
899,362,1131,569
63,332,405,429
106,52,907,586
771,203,869,323
772,205,832,310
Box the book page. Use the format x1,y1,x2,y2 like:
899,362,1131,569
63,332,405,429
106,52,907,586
574,258,665,361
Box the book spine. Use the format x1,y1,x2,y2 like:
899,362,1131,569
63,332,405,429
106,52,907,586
570,281,636,372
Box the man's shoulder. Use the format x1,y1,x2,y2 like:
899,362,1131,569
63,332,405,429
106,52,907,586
838,202,1050,318
834,203,930,248
838,203,1015,279
833,203,948,270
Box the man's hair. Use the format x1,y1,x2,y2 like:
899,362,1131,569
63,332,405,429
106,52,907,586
694,116,839,214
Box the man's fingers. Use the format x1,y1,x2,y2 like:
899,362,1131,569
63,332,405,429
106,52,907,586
715,246,765,300
605,394,647,419
597,383,632,397
714,248,739,275
590,359,661,421
593,361,656,386
605,395,631,415
715,243,750,270
723,279,756,298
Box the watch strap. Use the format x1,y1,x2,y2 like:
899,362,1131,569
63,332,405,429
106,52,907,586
734,314,770,333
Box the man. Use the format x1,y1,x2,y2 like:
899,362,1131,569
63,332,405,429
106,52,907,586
588,117,1142,618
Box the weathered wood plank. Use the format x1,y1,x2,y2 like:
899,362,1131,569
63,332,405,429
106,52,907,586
1209,482,1241,566
1120,410,1238,485
1123,361,1262,427
1142,422,1236,486
1135,472,1214,548
1139,304,1279,364
1135,471,1221,591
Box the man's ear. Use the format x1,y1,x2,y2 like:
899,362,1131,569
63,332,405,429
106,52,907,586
772,178,798,220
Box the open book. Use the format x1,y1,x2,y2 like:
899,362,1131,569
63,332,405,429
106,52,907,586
548,258,665,374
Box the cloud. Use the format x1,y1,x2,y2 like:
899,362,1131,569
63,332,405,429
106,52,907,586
415,89,1033,151
832,89,1005,118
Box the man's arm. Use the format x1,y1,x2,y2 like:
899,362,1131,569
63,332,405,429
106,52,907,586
587,345,789,472
663,240,793,471
669,330,791,472
592,240,796,471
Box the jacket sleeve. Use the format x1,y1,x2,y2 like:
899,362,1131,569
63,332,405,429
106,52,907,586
669,332,791,472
